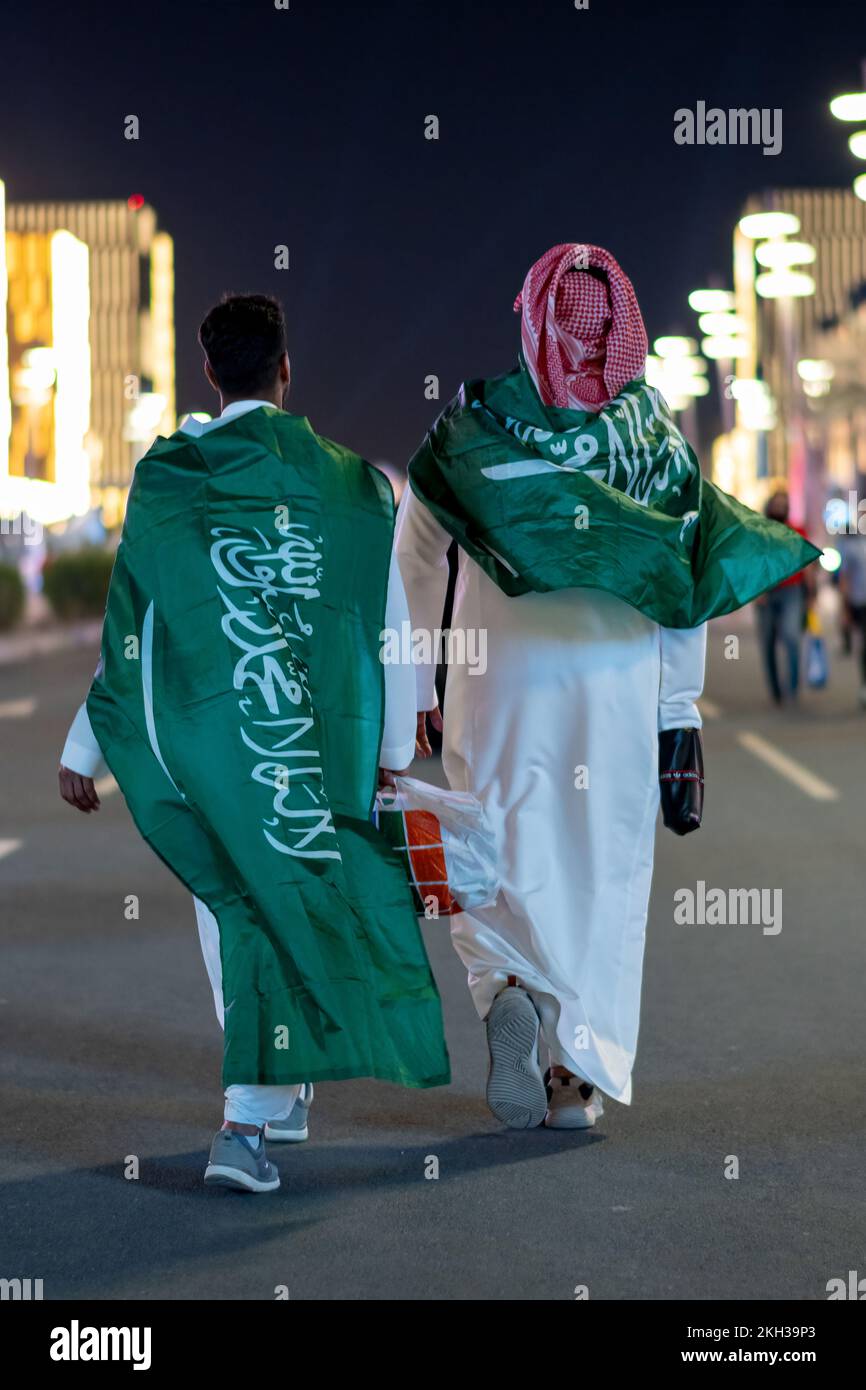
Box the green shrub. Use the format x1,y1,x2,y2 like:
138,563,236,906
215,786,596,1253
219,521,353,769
0,562,25,632
42,547,115,621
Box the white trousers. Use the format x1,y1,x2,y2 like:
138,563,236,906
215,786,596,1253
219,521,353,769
193,897,302,1128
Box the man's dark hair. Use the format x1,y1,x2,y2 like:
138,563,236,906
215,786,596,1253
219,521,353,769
198,293,287,396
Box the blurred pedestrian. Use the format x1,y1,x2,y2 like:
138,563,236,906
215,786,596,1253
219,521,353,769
755,488,815,705
838,528,866,707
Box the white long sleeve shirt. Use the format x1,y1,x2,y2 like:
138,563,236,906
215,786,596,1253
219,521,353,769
657,623,706,731
61,400,416,777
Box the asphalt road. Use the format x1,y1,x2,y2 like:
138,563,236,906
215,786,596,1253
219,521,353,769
1,611,865,1301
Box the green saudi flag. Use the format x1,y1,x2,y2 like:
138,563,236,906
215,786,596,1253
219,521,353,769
87,406,450,1090
409,362,822,628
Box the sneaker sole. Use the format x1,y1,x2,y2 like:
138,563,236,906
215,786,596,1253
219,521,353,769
486,992,547,1129
263,1123,309,1143
203,1163,281,1193
544,1109,600,1130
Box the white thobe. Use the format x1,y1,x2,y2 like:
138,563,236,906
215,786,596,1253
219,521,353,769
395,485,706,1104
61,400,417,1124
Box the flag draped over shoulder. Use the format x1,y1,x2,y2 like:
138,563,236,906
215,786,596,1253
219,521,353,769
87,406,450,1089
408,361,822,629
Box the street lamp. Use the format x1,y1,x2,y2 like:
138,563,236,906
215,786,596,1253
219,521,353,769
738,211,800,239
829,92,866,122
729,378,777,431
647,352,707,379
796,360,834,397
701,335,750,358
686,284,745,441
754,240,816,268
755,269,816,298
697,312,748,336
653,335,697,358
647,342,707,416
796,359,834,382
830,75,866,199
688,289,735,313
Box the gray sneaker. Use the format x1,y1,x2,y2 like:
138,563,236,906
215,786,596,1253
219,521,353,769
264,1083,314,1142
203,1128,280,1193
485,985,547,1129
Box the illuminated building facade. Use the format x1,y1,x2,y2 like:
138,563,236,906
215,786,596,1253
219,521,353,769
809,289,866,511
718,188,866,526
3,197,174,529
1,181,92,527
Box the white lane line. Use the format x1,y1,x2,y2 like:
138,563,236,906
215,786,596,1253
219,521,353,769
94,775,118,798
737,731,839,802
700,699,722,719
0,697,36,718
0,839,22,861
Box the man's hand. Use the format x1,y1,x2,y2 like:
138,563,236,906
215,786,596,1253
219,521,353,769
378,764,411,790
58,765,101,813
415,705,443,759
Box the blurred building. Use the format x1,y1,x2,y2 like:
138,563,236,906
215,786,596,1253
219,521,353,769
1,178,91,531
713,188,866,529
2,194,174,530
806,278,866,532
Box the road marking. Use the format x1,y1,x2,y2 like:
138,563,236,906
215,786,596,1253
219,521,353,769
94,775,118,798
0,697,35,719
700,699,722,719
737,731,839,802
0,839,22,861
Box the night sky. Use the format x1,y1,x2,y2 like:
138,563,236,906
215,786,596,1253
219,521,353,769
3,0,865,467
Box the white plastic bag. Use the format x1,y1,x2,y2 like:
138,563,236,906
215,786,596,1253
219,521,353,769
378,776,500,911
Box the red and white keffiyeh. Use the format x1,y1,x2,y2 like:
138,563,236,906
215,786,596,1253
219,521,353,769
514,243,648,410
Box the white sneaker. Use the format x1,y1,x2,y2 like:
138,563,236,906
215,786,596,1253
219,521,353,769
543,1071,604,1129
